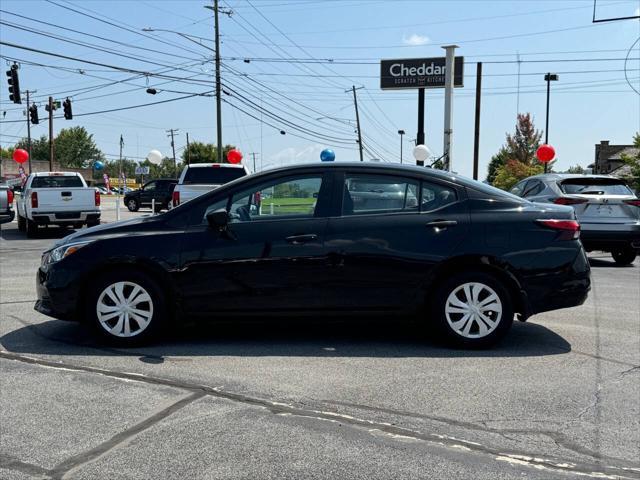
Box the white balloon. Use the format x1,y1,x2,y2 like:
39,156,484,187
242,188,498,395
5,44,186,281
147,149,163,165
413,144,431,162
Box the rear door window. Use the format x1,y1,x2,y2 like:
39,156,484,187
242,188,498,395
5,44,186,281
343,174,419,215
560,178,633,195
31,176,84,188
523,180,545,198
183,167,246,185
421,181,458,211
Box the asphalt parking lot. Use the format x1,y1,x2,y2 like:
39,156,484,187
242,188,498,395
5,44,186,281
1,199,639,480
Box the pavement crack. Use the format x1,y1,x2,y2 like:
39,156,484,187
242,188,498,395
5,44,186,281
1,350,638,480
49,391,204,480
0,454,52,478
0,299,37,305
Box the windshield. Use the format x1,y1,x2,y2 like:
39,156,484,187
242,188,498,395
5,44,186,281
560,178,633,195
31,176,84,188
183,167,246,185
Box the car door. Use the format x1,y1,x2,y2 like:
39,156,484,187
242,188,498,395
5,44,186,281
323,172,469,310
139,181,156,206
177,172,333,314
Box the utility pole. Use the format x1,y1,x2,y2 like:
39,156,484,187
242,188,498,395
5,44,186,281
347,85,364,162
116,134,123,221
544,73,558,174
442,45,458,172
249,152,259,172
205,0,225,163
25,90,32,174
48,96,54,170
166,128,179,170
398,130,405,164
186,132,191,166
472,62,482,180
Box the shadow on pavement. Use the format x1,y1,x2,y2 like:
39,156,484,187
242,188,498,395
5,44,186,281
0,223,76,241
1,316,572,360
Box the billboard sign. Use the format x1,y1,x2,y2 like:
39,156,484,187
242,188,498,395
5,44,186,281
380,56,464,90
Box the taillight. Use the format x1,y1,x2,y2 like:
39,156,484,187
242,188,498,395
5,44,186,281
172,190,180,206
623,199,640,207
95,189,101,206
31,191,38,208
7,189,13,204
536,219,581,240
553,197,588,205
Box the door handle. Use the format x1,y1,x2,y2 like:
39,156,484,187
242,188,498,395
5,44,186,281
426,220,457,228
285,234,318,244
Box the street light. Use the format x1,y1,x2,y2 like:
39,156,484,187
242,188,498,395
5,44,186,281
543,73,559,173
398,129,405,164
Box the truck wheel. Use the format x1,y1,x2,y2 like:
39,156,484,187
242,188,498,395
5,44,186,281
612,247,637,265
126,198,139,212
429,271,514,348
26,219,38,238
87,220,100,228
17,214,26,232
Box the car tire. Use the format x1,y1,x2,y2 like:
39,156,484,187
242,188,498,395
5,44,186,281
17,214,26,232
612,247,637,266
86,221,100,228
86,270,166,346
26,219,38,238
126,198,139,212
153,202,163,213
430,271,514,348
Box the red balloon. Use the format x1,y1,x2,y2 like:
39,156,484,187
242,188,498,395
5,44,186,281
536,144,555,163
13,148,29,164
227,149,243,164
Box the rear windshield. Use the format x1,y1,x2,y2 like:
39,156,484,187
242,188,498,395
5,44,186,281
31,176,84,188
560,178,633,195
183,167,246,185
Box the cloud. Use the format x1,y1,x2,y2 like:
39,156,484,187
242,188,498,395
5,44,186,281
402,34,429,46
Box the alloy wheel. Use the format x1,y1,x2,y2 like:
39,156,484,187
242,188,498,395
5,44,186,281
445,282,502,339
96,281,153,337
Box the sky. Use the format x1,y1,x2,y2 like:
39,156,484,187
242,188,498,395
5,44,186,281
1,0,639,179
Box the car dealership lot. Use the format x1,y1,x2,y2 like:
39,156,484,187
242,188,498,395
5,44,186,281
1,209,639,479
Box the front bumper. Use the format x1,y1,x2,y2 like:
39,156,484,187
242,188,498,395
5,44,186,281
35,266,81,321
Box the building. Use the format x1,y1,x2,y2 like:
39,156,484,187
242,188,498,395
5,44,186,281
591,140,639,175
0,157,94,184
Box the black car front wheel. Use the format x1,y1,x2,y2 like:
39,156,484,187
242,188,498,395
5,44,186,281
612,247,637,265
86,270,166,346
430,271,514,348
126,198,139,212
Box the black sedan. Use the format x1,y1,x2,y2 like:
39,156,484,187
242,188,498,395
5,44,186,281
35,163,590,348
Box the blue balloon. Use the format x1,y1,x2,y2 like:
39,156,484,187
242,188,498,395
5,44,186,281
94,161,104,170
320,149,335,162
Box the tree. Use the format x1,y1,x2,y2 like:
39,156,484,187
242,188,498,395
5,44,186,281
486,147,508,184
0,145,16,160
181,141,236,164
620,132,640,193
15,135,50,162
493,160,544,191
489,113,546,189
54,127,103,168
565,165,586,174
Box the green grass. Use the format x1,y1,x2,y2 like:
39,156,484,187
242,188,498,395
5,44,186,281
261,197,316,214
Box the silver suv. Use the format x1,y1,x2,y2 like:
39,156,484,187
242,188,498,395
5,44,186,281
510,174,640,265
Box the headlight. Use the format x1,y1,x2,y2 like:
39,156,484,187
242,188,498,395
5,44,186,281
46,241,92,264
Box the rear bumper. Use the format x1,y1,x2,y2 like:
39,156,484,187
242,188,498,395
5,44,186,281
580,224,640,250
32,210,101,225
0,209,15,224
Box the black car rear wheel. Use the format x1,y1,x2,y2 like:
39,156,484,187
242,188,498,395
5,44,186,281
430,271,513,348
86,270,166,346
126,198,139,212
612,247,637,266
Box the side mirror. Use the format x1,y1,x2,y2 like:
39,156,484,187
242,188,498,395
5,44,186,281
206,208,230,230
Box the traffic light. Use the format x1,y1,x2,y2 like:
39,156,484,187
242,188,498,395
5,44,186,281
63,97,72,120
29,104,39,125
6,63,21,104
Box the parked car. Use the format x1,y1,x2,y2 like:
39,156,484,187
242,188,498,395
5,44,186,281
172,163,249,207
510,174,640,265
16,172,101,238
0,185,15,225
124,179,177,212
95,186,109,195
36,163,590,348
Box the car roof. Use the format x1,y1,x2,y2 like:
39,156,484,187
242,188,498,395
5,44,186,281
185,163,246,169
32,171,81,177
524,173,622,182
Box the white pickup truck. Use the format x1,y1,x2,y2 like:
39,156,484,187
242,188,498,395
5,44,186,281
16,172,101,237
171,163,249,208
